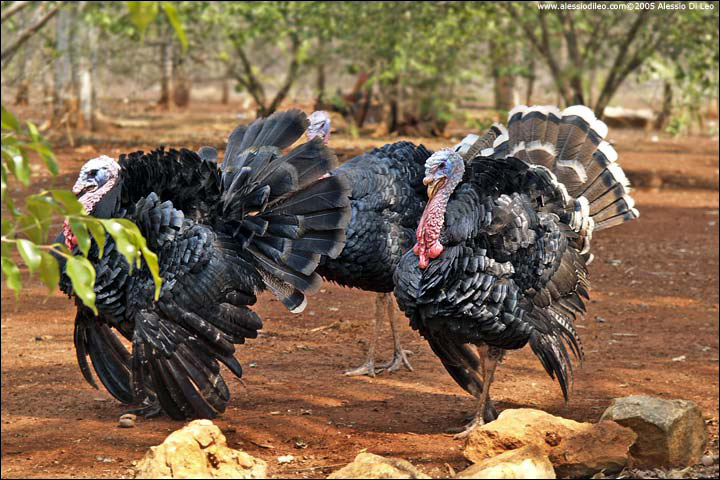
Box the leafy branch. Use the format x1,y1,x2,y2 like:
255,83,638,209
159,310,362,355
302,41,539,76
1,106,161,314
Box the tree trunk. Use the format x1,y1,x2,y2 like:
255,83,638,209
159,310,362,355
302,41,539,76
221,75,230,104
653,81,673,131
158,39,174,109
76,21,97,130
173,55,190,108
525,54,535,105
14,45,30,105
490,38,515,111
53,7,73,123
314,62,326,111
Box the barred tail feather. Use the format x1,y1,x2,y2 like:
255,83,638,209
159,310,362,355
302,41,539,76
218,111,352,312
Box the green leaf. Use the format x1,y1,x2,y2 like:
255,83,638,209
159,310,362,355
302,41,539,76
1,257,22,297
127,1,159,40
69,217,91,257
85,218,106,258
10,152,30,186
38,252,60,295
16,213,44,244
161,2,188,52
100,218,138,269
1,106,20,132
50,190,85,215
142,246,161,300
16,239,42,273
65,256,97,314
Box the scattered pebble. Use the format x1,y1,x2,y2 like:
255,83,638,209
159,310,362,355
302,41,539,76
295,440,308,449
595,316,607,323
96,457,114,463
34,335,54,342
328,307,339,312
672,355,687,362
248,363,257,368
607,259,623,266
119,413,136,428
277,454,295,464
701,455,715,466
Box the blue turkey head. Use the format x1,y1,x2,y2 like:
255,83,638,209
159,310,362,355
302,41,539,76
422,149,465,200
307,110,331,145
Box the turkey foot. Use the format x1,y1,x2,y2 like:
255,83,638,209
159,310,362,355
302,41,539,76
344,359,382,377
376,347,414,373
125,397,163,418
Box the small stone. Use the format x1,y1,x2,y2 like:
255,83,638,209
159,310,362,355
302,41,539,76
701,455,715,466
671,355,687,362
277,455,294,464
455,445,555,478
118,413,136,428
328,452,430,479
600,396,707,468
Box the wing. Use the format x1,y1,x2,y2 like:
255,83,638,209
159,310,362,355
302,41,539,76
396,160,586,399
118,147,222,222
316,141,432,291
72,194,263,419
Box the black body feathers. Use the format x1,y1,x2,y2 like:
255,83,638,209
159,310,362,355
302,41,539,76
59,111,350,419
394,105,638,400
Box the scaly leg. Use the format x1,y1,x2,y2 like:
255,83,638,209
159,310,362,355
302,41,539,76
344,293,385,377
376,295,414,373
454,345,503,439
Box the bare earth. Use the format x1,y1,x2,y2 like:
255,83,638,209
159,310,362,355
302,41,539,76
2,103,718,478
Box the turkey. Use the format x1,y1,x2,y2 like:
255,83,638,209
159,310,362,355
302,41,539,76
56,110,351,419
393,105,639,436
306,110,432,376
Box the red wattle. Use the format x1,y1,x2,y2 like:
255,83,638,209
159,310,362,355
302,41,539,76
413,193,448,269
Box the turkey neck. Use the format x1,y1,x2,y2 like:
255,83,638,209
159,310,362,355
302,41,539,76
63,177,119,251
413,186,453,269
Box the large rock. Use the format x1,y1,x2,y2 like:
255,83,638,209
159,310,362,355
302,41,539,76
463,408,636,478
328,452,430,479
455,445,555,479
134,419,267,478
600,396,707,468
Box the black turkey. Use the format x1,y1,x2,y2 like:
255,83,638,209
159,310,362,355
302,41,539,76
393,105,639,436
306,111,431,376
56,110,351,419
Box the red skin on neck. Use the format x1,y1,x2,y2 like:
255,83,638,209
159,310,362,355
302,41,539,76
413,193,448,269
62,177,116,251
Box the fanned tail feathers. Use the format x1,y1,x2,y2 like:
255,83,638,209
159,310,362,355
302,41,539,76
505,105,639,253
219,111,351,312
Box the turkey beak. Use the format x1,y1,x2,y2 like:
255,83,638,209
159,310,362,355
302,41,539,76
425,176,446,200
72,180,95,197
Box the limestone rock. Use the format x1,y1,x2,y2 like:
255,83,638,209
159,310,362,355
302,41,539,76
328,452,430,479
455,445,555,479
134,419,267,479
600,395,707,468
463,408,636,477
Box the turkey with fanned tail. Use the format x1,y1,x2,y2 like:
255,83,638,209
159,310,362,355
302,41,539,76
393,105,639,436
56,110,351,419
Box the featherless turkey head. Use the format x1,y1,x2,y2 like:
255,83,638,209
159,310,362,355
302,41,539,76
63,155,121,250
413,149,465,269
307,110,331,144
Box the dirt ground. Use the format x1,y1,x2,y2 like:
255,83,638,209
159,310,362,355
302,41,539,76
2,102,719,478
